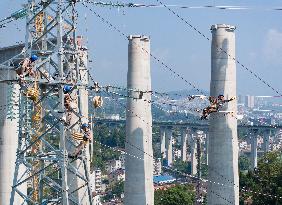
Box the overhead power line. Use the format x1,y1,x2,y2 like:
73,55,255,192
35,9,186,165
84,2,282,126
83,2,206,96
103,84,206,99
87,1,282,11
80,5,279,128
84,1,282,100
154,0,282,97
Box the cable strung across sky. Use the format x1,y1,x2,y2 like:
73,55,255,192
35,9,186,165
83,2,206,96
154,0,282,97
2,1,282,96
83,2,282,131
1,0,281,30
85,0,282,100
88,1,282,11
0,1,280,203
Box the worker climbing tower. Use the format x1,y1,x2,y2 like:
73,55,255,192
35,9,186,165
207,24,239,205
0,0,92,204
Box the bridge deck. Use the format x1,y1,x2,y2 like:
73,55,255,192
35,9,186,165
94,118,282,129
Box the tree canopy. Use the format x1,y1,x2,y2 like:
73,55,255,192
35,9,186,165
155,184,195,205
240,151,282,205
239,155,251,171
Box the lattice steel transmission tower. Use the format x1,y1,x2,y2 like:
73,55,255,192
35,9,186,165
4,0,93,204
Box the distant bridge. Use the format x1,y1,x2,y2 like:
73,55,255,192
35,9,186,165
94,118,282,130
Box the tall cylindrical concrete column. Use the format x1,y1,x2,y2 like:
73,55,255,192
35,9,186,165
62,41,91,204
263,130,270,153
251,131,258,170
165,127,173,166
0,70,26,204
205,133,209,165
181,128,188,162
160,126,166,159
208,24,239,205
77,45,91,204
191,134,197,176
125,35,154,205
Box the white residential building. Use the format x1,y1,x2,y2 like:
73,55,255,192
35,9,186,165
90,169,103,205
153,158,162,175
109,168,125,185
239,141,248,150
119,153,125,169
245,95,255,109
90,169,102,193
174,149,181,159
93,195,102,205
106,159,122,174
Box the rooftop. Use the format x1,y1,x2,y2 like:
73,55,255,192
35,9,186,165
153,175,176,184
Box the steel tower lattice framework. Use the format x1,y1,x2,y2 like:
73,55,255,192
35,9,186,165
5,0,93,204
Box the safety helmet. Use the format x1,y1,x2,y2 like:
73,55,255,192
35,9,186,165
30,54,38,62
81,123,89,129
63,85,72,94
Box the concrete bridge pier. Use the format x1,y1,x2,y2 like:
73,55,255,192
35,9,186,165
204,132,209,165
190,132,198,176
125,35,154,205
165,126,173,166
263,129,270,153
191,130,203,176
251,130,258,170
207,24,239,205
180,127,188,162
0,70,26,205
160,126,166,159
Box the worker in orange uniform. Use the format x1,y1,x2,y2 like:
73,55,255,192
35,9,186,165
63,85,73,110
201,96,218,120
201,95,235,120
217,94,236,107
16,54,38,83
68,123,92,159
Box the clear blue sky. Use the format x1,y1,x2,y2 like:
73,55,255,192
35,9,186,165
1,0,282,96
